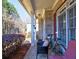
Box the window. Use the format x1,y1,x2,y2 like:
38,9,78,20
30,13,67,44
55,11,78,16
68,5,76,40
58,12,66,46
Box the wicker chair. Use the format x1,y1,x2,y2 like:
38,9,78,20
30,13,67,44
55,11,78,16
36,40,49,59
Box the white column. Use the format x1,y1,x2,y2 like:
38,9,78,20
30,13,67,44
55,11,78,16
56,15,58,38
42,9,46,40
34,16,36,41
31,15,36,46
66,7,68,49
43,18,46,40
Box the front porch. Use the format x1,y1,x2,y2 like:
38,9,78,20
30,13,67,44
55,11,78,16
18,0,76,59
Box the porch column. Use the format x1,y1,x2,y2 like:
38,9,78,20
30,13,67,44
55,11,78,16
54,13,56,40
42,9,46,40
66,6,68,48
31,15,36,46
56,15,58,38
43,17,46,40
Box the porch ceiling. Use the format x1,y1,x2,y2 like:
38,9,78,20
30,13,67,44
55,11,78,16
19,0,65,17
30,0,55,10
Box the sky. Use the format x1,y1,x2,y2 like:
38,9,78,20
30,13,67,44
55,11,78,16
8,0,32,32
8,0,31,24
8,0,39,32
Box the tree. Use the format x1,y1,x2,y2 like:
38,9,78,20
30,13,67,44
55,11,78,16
2,0,27,34
2,0,18,15
2,0,18,34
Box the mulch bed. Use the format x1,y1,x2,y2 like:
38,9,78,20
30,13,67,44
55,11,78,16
4,44,31,59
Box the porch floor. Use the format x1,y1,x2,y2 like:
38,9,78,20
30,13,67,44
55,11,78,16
24,44,49,59
23,40,76,59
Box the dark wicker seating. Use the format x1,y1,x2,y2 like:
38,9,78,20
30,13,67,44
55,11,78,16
36,40,49,59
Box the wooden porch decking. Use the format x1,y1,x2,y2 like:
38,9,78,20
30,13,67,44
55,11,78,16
24,42,48,59
24,40,76,59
